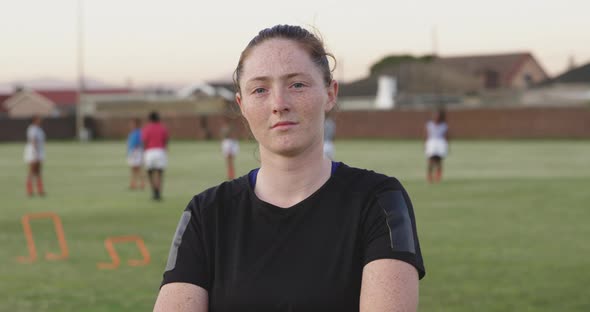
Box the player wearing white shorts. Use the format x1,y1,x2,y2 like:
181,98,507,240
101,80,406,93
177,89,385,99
127,118,145,190
23,115,46,197
144,148,168,170
141,111,169,200
425,109,449,183
220,120,239,180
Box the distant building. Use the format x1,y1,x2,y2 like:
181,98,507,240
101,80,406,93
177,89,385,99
0,94,13,117
436,52,548,90
548,62,590,84
177,81,235,102
338,52,549,109
1,89,57,118
38,89,132,115
522,62,590,106
81,82,236,118
0,88,133,118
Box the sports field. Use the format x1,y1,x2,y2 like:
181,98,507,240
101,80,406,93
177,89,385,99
1,140,589,312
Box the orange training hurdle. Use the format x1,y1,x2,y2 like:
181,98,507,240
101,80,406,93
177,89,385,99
17,212,69,263
97,235,151,269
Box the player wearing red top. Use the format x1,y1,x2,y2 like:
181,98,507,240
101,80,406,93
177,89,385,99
141,111,169,201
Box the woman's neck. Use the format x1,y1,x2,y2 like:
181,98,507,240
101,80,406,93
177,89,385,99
255,145,332,208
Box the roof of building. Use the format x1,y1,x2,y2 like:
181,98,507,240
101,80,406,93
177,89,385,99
549,62,590,84
0,95,10,112
338,77,378,97
436,52,548,84
339,52,550,97
0,88,134,114
36,89,133,106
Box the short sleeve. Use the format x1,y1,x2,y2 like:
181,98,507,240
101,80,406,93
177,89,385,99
362,181,426,279
161,199,211,290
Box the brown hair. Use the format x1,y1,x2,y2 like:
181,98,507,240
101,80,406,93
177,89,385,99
436,108,446,123
233,24,335,95
31,114,42,125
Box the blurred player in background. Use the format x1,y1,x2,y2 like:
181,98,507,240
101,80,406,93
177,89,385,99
23,115,46,197
142,111,169,201
220,118,239,180
425,108,449,183
127,118,145,190
323,114,336,160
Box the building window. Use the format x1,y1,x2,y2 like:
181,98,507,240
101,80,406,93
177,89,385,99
484,70,499,89
524,73,533,88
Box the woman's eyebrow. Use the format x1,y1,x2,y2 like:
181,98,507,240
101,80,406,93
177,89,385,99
246,72,310,84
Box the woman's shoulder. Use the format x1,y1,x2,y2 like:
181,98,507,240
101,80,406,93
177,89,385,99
333,163,405,193
187,175,250,213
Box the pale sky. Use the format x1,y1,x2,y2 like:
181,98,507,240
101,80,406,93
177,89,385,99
1,0,589,88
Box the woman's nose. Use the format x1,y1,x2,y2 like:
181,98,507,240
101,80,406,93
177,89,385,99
272,89,290,113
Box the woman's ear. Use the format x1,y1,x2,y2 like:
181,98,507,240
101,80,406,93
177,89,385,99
325,80,338,112
236,93,245,115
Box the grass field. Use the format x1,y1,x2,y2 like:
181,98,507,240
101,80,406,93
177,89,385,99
1,140,589,312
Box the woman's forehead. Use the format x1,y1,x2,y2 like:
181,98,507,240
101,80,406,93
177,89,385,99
241,39,317,79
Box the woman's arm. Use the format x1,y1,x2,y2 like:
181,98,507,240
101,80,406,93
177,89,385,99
360,259,419,312
154,282,208,312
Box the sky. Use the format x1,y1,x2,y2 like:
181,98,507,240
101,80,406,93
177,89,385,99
1,0,589,89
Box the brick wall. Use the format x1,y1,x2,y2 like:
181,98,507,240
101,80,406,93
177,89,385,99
1,107,588,141
90,107,589,140
335,107,590,139
90,115,251,140
0,116,76,141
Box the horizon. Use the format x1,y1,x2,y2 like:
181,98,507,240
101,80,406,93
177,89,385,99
1,0,589,88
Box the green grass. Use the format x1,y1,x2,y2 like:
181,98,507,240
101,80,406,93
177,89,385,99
1,140,589,311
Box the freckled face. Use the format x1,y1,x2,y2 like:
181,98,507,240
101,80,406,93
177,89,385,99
236,39,337,157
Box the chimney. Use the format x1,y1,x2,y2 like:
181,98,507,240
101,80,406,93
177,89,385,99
375,75,396,109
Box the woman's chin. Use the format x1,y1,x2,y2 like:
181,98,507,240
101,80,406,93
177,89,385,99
262,141,303,158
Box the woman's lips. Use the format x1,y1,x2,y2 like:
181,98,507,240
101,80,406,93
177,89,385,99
271,121,298,129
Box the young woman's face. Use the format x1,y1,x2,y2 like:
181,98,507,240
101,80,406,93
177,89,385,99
236,39,337,157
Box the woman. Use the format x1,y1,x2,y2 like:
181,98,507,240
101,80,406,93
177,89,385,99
127,118,145,190
220,118,240,180
23,115,46,197
142,111,169,201
323,114,336,160
425,108,449,183
154,25,425,311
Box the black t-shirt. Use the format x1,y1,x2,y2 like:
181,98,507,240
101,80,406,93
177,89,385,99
161,163,425,311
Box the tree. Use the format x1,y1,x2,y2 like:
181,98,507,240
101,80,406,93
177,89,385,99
370,54,435,75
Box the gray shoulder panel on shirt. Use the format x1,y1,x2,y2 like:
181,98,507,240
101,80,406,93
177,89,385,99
165,210,192,272
377,190,415,254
